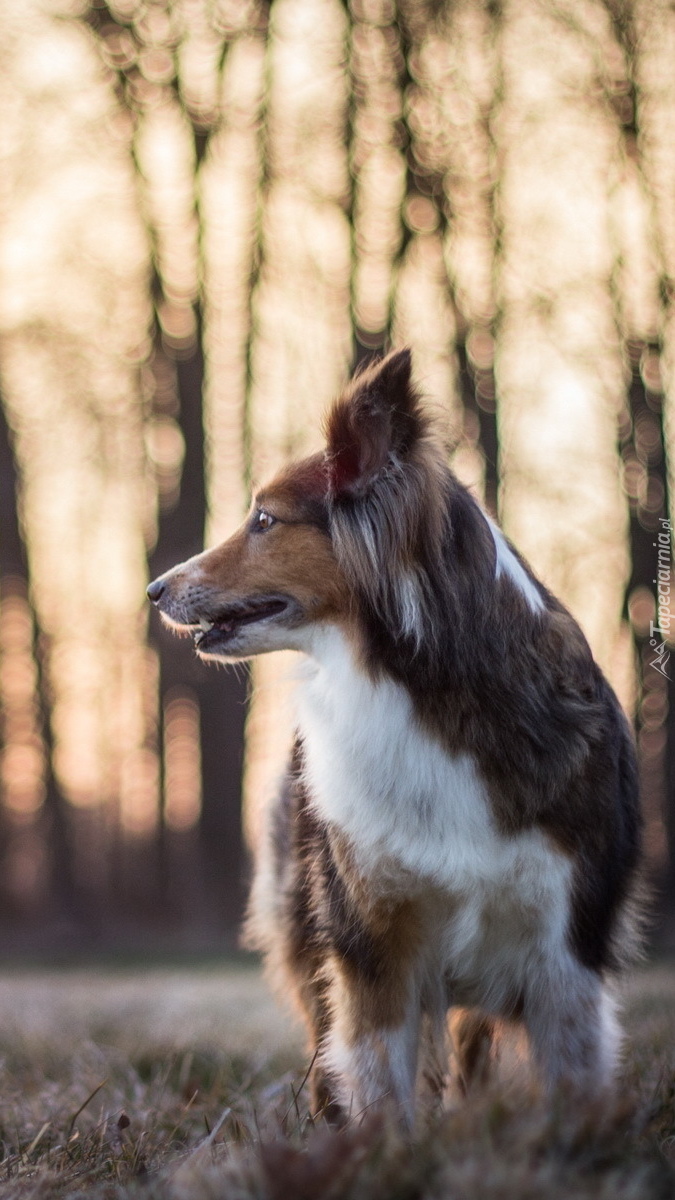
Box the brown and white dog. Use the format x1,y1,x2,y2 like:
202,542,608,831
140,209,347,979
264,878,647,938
148,349,642,1127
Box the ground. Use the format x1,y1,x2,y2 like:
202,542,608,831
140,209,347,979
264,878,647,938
0,960,673,1198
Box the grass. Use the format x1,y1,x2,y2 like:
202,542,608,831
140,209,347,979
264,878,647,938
0,962,672,1197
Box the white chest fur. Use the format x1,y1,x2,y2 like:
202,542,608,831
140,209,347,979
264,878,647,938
295,626,573,1003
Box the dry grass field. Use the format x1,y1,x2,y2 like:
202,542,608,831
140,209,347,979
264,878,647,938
0,960,673,1199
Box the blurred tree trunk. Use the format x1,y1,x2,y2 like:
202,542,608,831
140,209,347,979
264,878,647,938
78,1,250,938
148,309,248,939
666,675,675,937
623,351,674,937
0,379,82,938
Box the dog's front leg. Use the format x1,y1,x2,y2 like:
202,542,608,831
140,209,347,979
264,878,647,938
318,956,421,1130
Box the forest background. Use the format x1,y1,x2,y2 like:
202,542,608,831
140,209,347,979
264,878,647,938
0,0,673,956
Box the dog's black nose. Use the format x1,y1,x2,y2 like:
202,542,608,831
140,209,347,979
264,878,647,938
146,578,165,604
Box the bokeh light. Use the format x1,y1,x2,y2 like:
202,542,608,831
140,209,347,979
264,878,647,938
0,0,672,942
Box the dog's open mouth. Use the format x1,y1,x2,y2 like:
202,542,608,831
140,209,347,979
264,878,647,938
191,596,289,651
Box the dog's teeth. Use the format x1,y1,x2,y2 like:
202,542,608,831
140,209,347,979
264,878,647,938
199,618,214,632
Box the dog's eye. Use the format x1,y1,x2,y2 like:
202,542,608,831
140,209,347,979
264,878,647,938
255,509,276,531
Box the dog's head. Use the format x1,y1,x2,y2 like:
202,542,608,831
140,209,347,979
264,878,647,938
147,349,445,661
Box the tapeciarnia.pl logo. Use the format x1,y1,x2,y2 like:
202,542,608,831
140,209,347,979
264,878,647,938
648,516,672,680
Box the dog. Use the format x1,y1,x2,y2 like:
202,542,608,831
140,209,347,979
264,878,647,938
148,349,642,1128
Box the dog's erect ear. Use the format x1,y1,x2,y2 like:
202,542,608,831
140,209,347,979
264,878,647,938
325,349,423,497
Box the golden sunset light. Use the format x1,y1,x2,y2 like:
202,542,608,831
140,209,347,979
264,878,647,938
0,0,672,945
